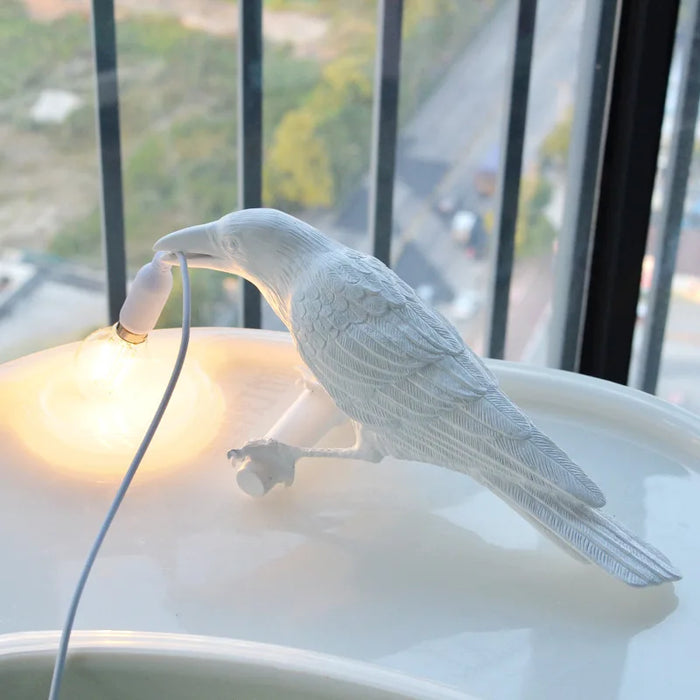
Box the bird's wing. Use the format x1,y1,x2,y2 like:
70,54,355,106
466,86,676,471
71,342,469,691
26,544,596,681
291,249,605,508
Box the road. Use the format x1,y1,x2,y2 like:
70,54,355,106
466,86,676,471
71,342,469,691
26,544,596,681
396,0,583,359
631,287,700,413
400,0,580,186
307,0,585,361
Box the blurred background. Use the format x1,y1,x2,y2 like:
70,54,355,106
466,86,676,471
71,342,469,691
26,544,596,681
0,0,698,415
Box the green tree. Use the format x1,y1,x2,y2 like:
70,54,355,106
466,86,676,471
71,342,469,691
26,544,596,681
264,108,334,208
515,173,556,258
539,109,573,168
264,53,373,210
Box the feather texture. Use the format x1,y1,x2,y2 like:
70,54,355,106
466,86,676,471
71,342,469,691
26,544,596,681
159,208,680,587
292,250,606,505
290,246,680,586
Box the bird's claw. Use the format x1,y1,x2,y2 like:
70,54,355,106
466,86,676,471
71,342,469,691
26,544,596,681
227,438,280,463
228,439,299,496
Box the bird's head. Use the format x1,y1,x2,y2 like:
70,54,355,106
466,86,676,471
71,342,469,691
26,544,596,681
153,208,335,287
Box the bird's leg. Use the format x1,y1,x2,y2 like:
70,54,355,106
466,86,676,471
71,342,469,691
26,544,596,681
229,422,382,463
282,422,384,462
228,378,348,496
229,419,383,498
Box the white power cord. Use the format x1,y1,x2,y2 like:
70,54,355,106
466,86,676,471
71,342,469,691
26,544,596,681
48,252,191,700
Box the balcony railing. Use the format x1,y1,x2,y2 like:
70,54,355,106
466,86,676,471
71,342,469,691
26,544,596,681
78,0,695,394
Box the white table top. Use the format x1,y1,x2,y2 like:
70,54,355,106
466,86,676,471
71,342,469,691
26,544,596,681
1,328,698,699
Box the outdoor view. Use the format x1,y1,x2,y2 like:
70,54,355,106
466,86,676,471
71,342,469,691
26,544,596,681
0,0,698,415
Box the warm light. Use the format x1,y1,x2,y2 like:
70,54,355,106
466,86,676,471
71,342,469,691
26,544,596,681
75,325,147,399
7,328,224,479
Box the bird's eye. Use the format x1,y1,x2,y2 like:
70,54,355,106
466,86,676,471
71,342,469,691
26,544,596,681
223,237,239,255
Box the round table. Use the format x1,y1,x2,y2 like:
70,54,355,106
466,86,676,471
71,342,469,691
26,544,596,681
0,328,698,699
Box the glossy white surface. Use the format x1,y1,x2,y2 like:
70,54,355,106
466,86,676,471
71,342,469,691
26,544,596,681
1,328,699,699
0,630,469,699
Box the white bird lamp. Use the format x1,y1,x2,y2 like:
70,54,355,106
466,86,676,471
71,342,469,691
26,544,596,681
154,208,680,588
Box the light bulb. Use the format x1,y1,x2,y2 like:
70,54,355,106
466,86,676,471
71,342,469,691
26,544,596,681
74,252,174,399
70,323,200,450
74,324,148,399
8,253,225,479
17,326,225,479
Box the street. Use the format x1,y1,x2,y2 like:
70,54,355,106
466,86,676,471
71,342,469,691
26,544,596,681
317,0,700,412
315,0,583,361
397,0,582,359
3,0,697,414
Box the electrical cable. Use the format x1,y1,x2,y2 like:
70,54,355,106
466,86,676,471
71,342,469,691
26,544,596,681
47,252,191,700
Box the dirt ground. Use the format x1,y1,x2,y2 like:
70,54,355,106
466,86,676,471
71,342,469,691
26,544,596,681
0,123,98,250
22,0,328,56
2,1,329,253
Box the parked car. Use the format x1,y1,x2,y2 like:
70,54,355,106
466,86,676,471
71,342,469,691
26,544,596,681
433,194,459,219
474,144,499,198
451,210,489,259
451,210,477,244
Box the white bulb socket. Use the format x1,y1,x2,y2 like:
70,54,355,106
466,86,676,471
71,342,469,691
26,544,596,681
117,252,174,342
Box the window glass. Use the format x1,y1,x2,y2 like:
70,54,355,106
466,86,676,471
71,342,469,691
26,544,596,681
392,0,510,355
0,0,103,362
112,1,240,328
261,0,377,329
503,0,584,364
632,0,700,415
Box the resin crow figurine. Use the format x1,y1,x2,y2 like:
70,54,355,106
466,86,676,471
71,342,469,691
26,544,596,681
154,208,680,587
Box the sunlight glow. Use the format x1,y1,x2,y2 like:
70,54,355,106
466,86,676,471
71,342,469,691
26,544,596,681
8,328,224,480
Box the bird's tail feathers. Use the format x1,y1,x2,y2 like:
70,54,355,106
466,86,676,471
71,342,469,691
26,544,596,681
477,471,681,587
473,391,607,508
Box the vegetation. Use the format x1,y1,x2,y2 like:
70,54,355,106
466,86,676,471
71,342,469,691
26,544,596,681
502,109,575,260
47,15,322,265
262,0,498,211
515,172,556,258
0,3,88,100
264,53,372,208
3,0,500,325
539,109,573,169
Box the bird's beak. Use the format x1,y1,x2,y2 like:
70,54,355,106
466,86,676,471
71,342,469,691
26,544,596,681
153,221,229,271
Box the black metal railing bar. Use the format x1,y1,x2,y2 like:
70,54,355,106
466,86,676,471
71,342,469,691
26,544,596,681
91,0,127,324
638,0,700,394
579,0,680,384
485,0,538,360
238,0,264,329
548,0,620,372
369,0,404,266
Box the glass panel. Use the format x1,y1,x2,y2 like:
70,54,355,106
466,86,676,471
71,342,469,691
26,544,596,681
261,0,369,328
110,2,240,329
259,0,503,331
0,0,103,362
263,0,375,233
377,0,585,363
632,0,700,415
503,0,585,365
653,231,700,415
391,0,512,355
